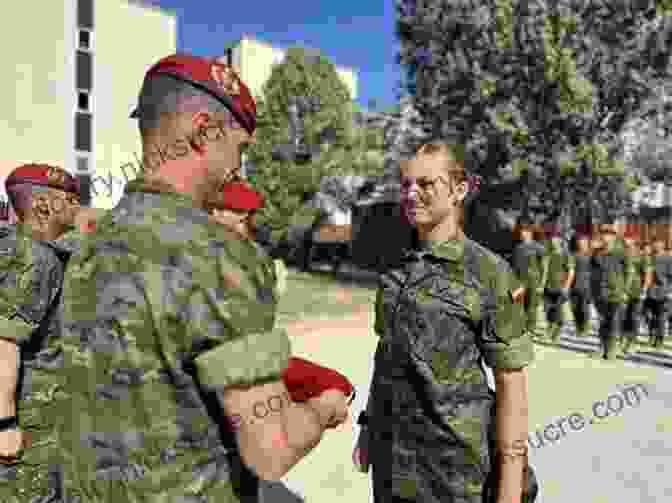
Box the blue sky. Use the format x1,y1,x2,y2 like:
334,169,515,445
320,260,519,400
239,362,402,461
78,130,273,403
153,0,402,111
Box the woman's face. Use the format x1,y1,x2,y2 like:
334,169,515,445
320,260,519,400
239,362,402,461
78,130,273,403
399,155,467,228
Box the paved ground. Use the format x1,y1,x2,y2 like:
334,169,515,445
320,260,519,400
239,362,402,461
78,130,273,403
270,306,672,503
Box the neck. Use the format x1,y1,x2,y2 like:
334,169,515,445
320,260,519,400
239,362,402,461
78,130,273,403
417,216,464,243
22,219,63,241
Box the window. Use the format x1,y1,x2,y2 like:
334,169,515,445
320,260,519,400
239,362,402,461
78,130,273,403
75,113,92,152
77,174,92,206
78,30,91,51
76,156,89,173
77,0,93,29
78,91,89,111
76,50,92,90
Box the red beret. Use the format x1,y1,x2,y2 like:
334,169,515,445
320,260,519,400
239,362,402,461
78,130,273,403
5,163,79,194
217,182,264,211
130,53,256,135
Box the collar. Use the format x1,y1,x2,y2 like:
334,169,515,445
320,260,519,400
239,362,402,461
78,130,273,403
408,238,466,263
124,177,198,206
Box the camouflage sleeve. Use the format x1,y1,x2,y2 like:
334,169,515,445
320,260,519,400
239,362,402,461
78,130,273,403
566,253,576,272
373,287,384,336
0,240,62,345
189,242,292,390
478,259,534,369
643,254,655,274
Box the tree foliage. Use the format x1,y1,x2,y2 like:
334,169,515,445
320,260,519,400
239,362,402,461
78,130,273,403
396,0,672,241
246,47,385,235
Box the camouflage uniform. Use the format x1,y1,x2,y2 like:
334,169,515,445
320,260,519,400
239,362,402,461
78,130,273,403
649,252,672,349
511,240,546,337
591,238,631,359
34,179,291,502
622,248,654,353
571,254,593,337
0,223,78,502
542,244,575,342
369,237,535,502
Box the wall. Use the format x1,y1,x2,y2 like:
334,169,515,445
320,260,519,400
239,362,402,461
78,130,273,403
91,0,176,208
0,0,69,198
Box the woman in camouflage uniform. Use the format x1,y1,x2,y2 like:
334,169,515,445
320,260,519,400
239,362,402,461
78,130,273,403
354,142,536,503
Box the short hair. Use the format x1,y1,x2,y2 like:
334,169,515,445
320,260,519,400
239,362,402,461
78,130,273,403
137,74,231,137
407,141,468,185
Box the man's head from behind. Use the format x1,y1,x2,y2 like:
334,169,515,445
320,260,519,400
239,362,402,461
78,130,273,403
5,164,81,239
131,54,257,207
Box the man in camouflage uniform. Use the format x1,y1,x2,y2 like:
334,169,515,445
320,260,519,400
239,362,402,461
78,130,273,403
30,54,348,502
648,235,672,349
0,163,84,501
622,227,654,354
355,142,536,503
591,222,631,359
511,218,547,338
541,225,575,342
569,229,593,337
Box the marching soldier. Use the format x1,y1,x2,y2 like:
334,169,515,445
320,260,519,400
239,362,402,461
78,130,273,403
511,217,547,338
591,222,630,359
622,226,654,355
542,225,575,342
649,232,672,349
570,228,593,337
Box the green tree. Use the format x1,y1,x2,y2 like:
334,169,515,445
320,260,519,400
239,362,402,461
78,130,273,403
246,47,384,239
396,0,672,252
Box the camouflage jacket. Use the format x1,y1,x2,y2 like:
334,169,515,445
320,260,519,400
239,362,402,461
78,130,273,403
368,237,533,501
511,241,545,288
543,244,575,292
650,253,672,300
39,179,291,502
0,222,78,500
591,238,632,303
625,252,654,298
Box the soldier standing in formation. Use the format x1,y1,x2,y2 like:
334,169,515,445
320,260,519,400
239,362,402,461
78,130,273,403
622,226,654,355
7,54,349,502
591,223,630,360
0,164,85,500
511,218,547,339
649,232,672,349
355,141,536,502
569,229,594,338
541,225,575,343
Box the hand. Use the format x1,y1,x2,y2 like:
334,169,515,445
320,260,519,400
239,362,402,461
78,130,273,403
307,389,349,430
352,427,370,473
0,429,24,463
510,287,526,304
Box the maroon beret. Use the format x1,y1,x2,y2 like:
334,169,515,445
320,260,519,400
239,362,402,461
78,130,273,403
216,182,264,211
5,163,79,194
130,53,256,135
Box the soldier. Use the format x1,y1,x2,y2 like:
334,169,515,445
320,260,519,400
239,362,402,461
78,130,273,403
0,163,85,501
640,240,655,345
354,141,536,502
511,217,547,338
622,226,654,355
591,222,630,359
649,233,672,349
569,229,593,337
541,225,575,342
206,181,287,298
28,54,350,502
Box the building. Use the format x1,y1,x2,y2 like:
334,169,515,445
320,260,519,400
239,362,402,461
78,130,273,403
221,36,358,103
0,0,177,212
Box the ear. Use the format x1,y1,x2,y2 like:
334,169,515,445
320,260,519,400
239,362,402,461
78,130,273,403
188,111,212,155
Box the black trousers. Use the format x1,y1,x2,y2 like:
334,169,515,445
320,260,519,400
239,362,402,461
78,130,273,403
570,289,592,329
648,298,672,342
594,300,627,340
623,298,644,334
